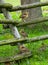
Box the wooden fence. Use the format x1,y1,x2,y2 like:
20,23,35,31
0,0,48,64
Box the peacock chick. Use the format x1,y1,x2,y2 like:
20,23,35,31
20,12,29,21
19,45,29,53
20,29,28,38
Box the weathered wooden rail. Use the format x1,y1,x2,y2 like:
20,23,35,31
0,51,32,63
0,3,12,8
0,1,48,12
0,17,48,27
0,0,48,64
0,35,48,46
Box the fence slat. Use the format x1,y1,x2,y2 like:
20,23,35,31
0,19,18,24
17,17,48,27
0,17,48,26
0,3,12,8
11,1,48,11
0,51,32,63
0,1,48,13
0,35,48,46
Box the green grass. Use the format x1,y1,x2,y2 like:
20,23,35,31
0,0,48,65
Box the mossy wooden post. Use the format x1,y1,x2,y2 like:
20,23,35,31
21,0,42,28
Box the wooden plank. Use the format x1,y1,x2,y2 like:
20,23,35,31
0,1,48,12
0,19,18,24
0,35,48,46
0,3,12,9
0,17,48,27
17,17,48,27
0,51,32,63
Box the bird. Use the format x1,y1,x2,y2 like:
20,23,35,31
20,12,29,22
20,29,28,38
3,24,9,29
19,45,29,53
